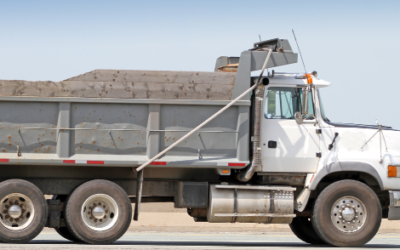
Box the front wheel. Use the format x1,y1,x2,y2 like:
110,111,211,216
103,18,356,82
312,180,381,247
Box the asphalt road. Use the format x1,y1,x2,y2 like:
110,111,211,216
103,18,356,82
1,231,400,250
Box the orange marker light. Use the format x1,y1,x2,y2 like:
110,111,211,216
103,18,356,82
221,170,230,174
388,165,397,177
306,74,313,84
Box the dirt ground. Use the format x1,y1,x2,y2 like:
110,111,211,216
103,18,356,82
128,202,400,233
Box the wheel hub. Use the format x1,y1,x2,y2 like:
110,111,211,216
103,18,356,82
81,194,118,232
0,193,34,231
342,207,355,221
92,206,105,219
8,205,22,219
331,196,366,233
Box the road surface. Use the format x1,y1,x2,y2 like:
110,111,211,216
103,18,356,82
1,230,400,249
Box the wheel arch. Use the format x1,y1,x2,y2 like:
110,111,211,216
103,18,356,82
309,161,384,191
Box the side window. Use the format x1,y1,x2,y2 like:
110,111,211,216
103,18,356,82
264,87,314,119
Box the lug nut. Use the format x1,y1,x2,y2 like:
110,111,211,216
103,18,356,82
3,210,7,214
5,215,9,219
104,216,107,219
5,205,9,209
90,217,93,220
100,219,103,222
94,219,98,223
342,220,345,223
339,216,342,219
10,218,13,222
352,220,355,223
347,204,350,207
356,210,359,213
355,216,359,219
338,210,342,213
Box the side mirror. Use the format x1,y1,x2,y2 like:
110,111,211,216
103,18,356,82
295,111,303,125
302,87,309,115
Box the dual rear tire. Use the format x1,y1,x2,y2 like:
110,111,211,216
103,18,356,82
64,179,132,244
0,179,131,244
0,179,48,243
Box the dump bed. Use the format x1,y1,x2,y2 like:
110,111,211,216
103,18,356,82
0,70,250,169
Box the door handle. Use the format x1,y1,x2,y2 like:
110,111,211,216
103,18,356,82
268,141,277,148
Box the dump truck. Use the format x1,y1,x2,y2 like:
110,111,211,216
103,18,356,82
0,38,398,247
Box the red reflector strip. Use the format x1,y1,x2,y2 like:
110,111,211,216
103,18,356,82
228,163,246,167
63,160,75,164
0,159,9,163
87,161,104,165
150,161,167,165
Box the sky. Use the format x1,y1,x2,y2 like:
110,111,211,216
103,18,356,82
0,0,400,128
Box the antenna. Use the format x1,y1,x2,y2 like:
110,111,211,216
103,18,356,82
258,34,262,42
292,29,307,73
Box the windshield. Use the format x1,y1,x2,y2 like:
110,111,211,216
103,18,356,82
317,89,330,122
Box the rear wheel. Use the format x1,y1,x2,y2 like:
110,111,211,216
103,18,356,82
52,195,81,242
312,180,381,247
65,180,132,244
0,179,48,243
289,216,326,244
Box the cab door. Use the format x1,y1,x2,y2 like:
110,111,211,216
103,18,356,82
260,86,320,173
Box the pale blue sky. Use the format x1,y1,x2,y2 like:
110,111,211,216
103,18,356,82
1,0,399,128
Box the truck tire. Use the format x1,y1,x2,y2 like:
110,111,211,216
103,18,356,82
289,217,326,244
65,179,132,244
312,180,381,247
0,179,48,243
52,195,82,242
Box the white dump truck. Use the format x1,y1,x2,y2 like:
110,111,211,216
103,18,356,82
0,38,398,247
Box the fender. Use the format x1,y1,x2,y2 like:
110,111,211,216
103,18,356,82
309,161,384,190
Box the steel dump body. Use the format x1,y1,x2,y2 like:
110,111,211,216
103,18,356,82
0,70,251,169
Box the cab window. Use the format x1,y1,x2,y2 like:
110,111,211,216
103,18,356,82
264,87,314,119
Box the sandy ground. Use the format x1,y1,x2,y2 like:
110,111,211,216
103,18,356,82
127,202,400,233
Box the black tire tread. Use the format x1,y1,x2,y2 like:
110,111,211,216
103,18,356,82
289,216,326,245
54,227,81,242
